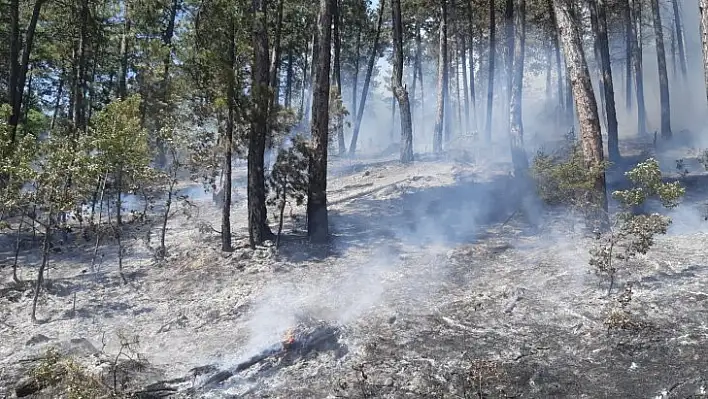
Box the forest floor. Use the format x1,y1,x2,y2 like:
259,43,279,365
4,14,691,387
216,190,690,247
1,136,708,398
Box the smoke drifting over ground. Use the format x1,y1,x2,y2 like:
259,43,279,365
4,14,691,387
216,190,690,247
4,2,708,398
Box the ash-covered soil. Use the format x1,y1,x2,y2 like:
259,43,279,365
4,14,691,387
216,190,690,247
2,149,708,398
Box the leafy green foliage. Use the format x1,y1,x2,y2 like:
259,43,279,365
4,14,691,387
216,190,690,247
267,134,311,244
590,158,685,296
531,142,609,215
612,158,684,209
0,104,41,215
267,134,310,211
89,95,154,193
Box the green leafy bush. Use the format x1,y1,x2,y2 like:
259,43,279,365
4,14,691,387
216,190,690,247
531,142,609,217
590,158,685,295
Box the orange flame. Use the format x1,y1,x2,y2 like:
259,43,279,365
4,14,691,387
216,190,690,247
283,329,295,347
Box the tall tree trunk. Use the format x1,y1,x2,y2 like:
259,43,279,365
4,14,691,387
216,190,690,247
163,0,179,81
349,0,385,156
624,0,633,111
416,23,425,129
285,47,294,108
467,2,477,130
307,0,333,243
31,215,52,323
484,0,496,142
699,0,708,107
222,16,236,252
589,2,607,131
304,30,318,121
509,0,528,175
670,26,677,77
115,3,130,227
671,0,687,78
553,0,609,226
352,27,361,121
545,42,553,99
411,21,420,127
390,96,396,140
548,0,564,125
118,4,131,100
87,40,100,125
333,0,346,155
299,36,309,118
453,48,461,134
8,0,45,142
504,0,514,135
650,0,672,138
433,0,449,153
155,0,180,168
249,0,274,248
460,36,470,133
596,0,620,162
7,0,21,144
392,0,413,163
74,0,90,132
630,0,647,135
565,59,574,127
50,77,64,131
269,0,284,108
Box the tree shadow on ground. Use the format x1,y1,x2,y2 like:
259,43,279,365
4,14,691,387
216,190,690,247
329,173,544,253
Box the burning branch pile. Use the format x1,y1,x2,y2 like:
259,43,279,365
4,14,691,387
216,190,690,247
135,321,348,398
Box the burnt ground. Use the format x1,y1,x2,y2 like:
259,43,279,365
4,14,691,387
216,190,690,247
1,139,708,399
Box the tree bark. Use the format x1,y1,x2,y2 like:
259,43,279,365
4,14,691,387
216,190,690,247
285,47,294,108
460,36,470,133
630,0,647,135
484,0,496,142
118,4,131,100
548,0,564,126
509,0,528,175
155,0,180,168
433,0,449,153
249,0,274,248
333,0,346,155
7,0,45,143
553,0,609,225
670,26,677,77
31,217,52,323
391,0,413,163
596,0,620,161
416,23,425,129
588,3,606,131
269,0,284,108
74,0,90,132
352,27,361,122
671,0,687,78
467,2,477,130
545,42,552,99
349,0,385,156
50,77,64,131
699,0,708,107
624,0,633,111
411,21,420,128
222,16,237,252
299,36,309,118
503,0,514,135
650,0,672,138
304,30,318,122
307,0,333,243
7,0,21,142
